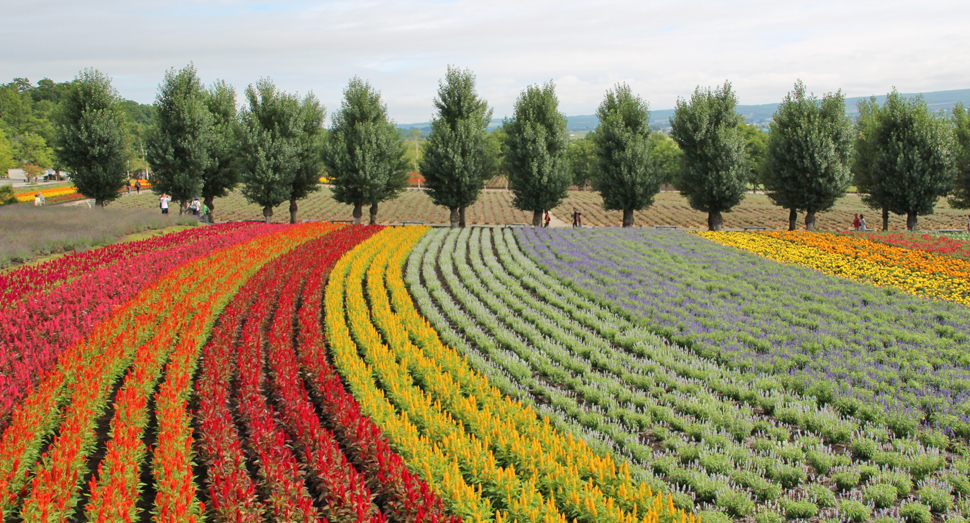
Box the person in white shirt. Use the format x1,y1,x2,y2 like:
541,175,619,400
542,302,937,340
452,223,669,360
859,214,867,231
160,194,171,215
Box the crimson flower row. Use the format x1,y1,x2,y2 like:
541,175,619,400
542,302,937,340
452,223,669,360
0,222,278,429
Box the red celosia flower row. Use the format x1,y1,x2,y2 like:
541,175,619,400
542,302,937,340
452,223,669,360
858,230,970,259
0,223,329,521
0,222,276,430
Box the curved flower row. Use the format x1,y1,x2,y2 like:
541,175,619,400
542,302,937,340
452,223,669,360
14,186,79,203
695,231,970,306
325,226,689,523
0,222,271,430
858,231,970,259
0,222,329,521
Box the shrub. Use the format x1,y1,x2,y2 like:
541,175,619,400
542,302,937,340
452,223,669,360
839,499,872,522
806,484,837,508
716,490,755,517
755,510,783,523
850,438,879,460
918,481,954,513
0,185,16,205
864,483,898,509
695,509,732,523
834,468,861,491
781,498,819,519
900,502,932,523
772,463,806,488
873,470,913,497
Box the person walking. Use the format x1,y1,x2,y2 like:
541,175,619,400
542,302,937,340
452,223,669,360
852,214,860,231
160,193,171,215
577,211,582,228
572,208,578,228
544,211,550,228
859,214,867,231
126,181,131,194
135,180,141,194
200,202,210,224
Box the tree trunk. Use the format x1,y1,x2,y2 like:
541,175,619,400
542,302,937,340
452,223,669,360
352,203,363,225
788,208,798,231
532,210,543,227
179,200,188,215
262,205,273,223
369,203,378,225
459,207,466,228
289,198,298,224
907,212,918,232
449,207,459,228
881,207,889,231
622,209,634,227
95,199,105,208
204,197,215,223
805,210,816,231
708,210,723,231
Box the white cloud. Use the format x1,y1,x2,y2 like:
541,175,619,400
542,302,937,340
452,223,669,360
2,0,968,123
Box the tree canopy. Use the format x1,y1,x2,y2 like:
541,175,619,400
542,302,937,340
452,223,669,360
419,66,493,227
856,89,955,231
503,81,571,226
146,64,213,213
58,69,130,207
947,103,970,210
566,135,596,191
669,81,748,231
323,77,408,224
199,79,241,222
591,83,662,227
764,80,854,230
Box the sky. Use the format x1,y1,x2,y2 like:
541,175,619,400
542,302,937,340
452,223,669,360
3,0,968,125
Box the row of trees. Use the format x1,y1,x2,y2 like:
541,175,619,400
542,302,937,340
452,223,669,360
41,66,970,230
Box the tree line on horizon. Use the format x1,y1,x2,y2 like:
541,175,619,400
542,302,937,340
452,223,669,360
2,67,969,230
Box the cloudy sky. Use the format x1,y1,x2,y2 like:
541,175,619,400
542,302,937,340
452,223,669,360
3,0,968,124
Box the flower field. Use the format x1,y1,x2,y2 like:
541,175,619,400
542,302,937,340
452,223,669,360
2,223,969,522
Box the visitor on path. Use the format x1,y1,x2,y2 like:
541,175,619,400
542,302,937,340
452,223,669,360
967,215,969,233
200,202,210,224
38,192,45,205
33,193,41,207
190,197,200,216
544,211,550,228
852,214,860,231
572,208,578,228
160,193,171,215
126,181,131,194
859,214,867,231
577,211,582,228
135,180,141,194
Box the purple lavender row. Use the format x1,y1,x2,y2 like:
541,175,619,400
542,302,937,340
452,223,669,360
514,227,970,440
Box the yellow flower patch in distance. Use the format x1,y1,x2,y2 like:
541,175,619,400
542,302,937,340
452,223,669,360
326,226,690,523
695,231,970,306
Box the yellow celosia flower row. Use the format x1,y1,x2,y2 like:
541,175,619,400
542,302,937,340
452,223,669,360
15,186,78,202
325,226,693,523
695,231,970,306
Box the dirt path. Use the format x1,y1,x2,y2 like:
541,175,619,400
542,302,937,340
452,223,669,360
547,212,568,228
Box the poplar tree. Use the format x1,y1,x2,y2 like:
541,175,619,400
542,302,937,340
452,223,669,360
58,69,129,207
591,83,661,227
856,90,955,231
503,81,570,227
947,103,970,210
200,80,240,223
323,77,408,225
764,81,854,231
146,64,212,214
238,79,298,223
419,66,493,228
669,81,748,231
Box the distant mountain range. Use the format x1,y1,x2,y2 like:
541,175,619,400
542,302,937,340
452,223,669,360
398,88,970,134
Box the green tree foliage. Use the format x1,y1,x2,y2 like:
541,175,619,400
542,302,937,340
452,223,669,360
146,64,212,213
58,69,129,207
856,89,955,231
0,131,15,176
764,81,854,231
852,96,888,229
323,77,408,225
239,78,324,223
670,81,749,231
947,103,970,210
486,126,508,183
648,132,683,186
14,133,54,169
200,80,240,222
503,81,570,226
739,124,768,190
286,92,325,224
591,83,662,227
567,136,596,191
419,66,493,228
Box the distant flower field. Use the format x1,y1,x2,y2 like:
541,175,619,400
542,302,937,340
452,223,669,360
1,224,968,522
